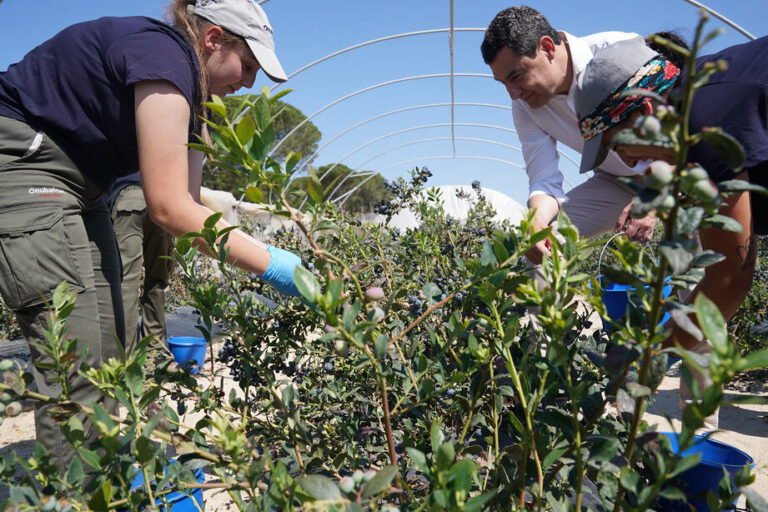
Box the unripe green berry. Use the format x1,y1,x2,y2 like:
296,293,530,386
333,339,348,355
634,115,662,139
363,469,377,482
687,166,709,182
369,307,385,323
658,195,676,212
339,476,356,494
0,359,14,372
364,287,385,302
691,180,719,203
352,469,364,484
655,104,676,119
644,161,674,190
0,392,12,403
40,496,57,512
4,401,22,417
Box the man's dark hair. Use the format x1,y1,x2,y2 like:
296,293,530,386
646,30,690,68
481,6,561,64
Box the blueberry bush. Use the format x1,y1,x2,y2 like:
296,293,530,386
1,13,768,512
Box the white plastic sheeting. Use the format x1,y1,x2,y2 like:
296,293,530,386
381,185,526,230
200,185,526,236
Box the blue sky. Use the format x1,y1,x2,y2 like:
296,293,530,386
1,1,764,206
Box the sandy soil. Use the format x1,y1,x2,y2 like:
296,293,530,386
1,307,766,509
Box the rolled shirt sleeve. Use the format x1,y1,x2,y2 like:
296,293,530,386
512,100,567,202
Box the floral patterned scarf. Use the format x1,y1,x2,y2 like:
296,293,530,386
579,57,680,141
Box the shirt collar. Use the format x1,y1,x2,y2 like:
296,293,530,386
562,32,593,110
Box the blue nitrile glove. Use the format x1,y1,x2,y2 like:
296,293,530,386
261,245,302,297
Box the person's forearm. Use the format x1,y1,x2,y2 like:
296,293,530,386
665,189,755,349
150,197,271,275
666,257,754,349
527,194,560,230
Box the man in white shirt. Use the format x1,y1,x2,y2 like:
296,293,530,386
481,6,654,263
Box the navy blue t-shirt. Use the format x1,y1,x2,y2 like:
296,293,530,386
688,36,768,183
0,16,200,192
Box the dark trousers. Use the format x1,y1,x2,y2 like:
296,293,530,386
0,116,124,472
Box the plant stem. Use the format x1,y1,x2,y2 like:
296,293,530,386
378,374,398,465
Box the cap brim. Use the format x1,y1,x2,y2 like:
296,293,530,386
246,40,288,83
580,133,609,173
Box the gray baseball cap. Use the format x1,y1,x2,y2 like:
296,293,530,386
575,37,657,173
194,0,287,83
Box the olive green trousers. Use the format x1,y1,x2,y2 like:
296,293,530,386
0,116,124,474
110,185,174,351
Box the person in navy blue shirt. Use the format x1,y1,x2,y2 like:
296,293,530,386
574,36,768,352
0,0,302,475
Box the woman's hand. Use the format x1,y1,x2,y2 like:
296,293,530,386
261,245,303,297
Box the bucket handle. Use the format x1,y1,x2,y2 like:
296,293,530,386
597,232,660,291
597,232,626,290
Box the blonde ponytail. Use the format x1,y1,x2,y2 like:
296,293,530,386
166,0,210,119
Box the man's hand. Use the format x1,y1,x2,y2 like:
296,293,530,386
526,195,561,264
615,202,656,242
526,238,552,265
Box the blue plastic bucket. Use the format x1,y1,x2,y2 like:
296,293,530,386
130,463,205,511
167,336,207,374
659,432,754,511
599,277,672,323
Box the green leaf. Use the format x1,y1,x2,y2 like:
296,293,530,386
244,185,263,203
669,452,702,477
734,348,768,372
88,482,114,512
701,27,726,47
669,309,703,342
701,214,743,233
235,115,256,144
480,241,497,266
718,180,768,196
307,168,324,204
64,416,86,444
374,334,388,360
659,242,694,275
586,435,620,464
465,490,498,512
67,457,84,486
676,207,704,235
361,465,398,498
690,250,725,269
430,423,445,454
204,212,223,229
79,448,101,469
316,219,340,231
423,282,442,303
406,448,430,473
205,96,228,118
658,486,686,501
294,265,321,303
447,459,476,491
697,127,745,171
285,151,302,174
621,87,667,104
435,441,456,471
694,294,728,354
543,445,569,470
626,382,651,398
135,436,157,464
297,474,342,500
620,468,640,493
